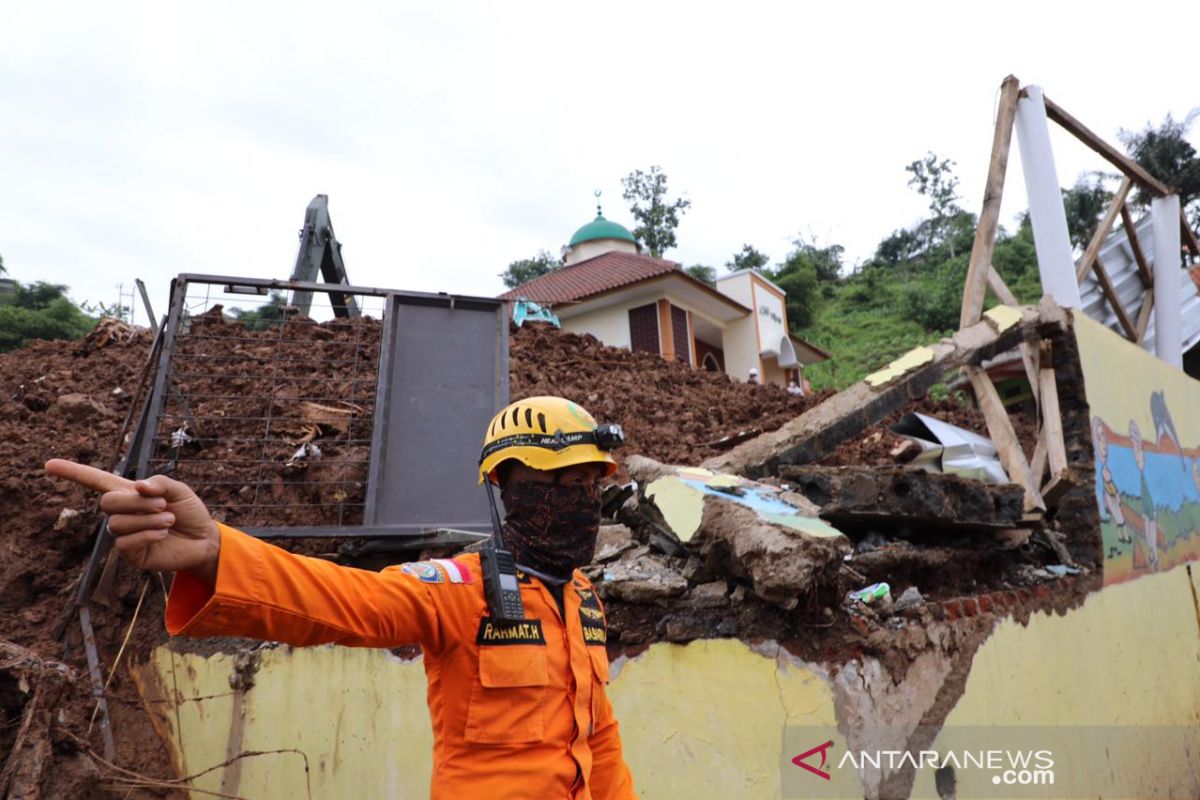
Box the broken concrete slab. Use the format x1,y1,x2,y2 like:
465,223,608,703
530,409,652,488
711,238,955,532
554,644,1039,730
623,456,851,607
594,523,636,563
596,547,689,604
704,304,1063,479
777,465,1025,533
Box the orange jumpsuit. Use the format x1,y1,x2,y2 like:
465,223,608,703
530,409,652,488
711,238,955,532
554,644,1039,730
166,524,637,800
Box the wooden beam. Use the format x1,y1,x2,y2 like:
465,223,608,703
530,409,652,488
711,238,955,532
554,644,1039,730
1030,432,1048,485
965,365,1045,512
961,76,1020,329
1136,291,1155,343
1037,342,1068,476
1042,96,1172,197
1020,336,1041,409
1077,178,1133,283
1093,255,1139,339
1182,205,1200,258
1120,203,1154,287
986,265,1020,306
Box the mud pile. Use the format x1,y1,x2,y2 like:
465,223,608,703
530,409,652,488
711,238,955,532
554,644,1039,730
0,315,829,797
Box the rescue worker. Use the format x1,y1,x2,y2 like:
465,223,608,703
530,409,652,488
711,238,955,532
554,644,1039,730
45,396,637,800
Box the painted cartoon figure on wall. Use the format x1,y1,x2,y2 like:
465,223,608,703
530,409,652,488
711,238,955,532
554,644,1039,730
1092,416,1129,556
1127,420,1166,571
1090,390,1200,583
1074,313,1200,586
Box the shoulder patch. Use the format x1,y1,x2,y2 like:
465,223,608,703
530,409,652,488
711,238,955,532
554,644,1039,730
400,561,444,583
476,617,546,646
578,589,607,646
430,558,473,584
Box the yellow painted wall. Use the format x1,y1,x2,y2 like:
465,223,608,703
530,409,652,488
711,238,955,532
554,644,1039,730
143,562,1200,798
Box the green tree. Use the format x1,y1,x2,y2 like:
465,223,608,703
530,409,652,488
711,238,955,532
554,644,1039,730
873,228,922,267
0,280,96,352
230,291,287,331
621,166,691,257
778,237,843,283
499,250,560,290
1061,173,1114,251
1119,111,1200,227
906,152,963,256
684,264,717,287
770,262,820,329
764,238,839,328
725,244,769,272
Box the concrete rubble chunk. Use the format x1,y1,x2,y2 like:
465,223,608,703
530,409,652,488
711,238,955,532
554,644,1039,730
593,524,635,563
778,465,1025,532
688,580,730,608
624,455,851,607
598,548,688,604
894,586,924,612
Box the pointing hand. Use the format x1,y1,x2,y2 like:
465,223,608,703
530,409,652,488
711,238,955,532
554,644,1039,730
44,459,220,585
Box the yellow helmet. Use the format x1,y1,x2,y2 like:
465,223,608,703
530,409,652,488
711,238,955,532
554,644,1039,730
479,396,622,484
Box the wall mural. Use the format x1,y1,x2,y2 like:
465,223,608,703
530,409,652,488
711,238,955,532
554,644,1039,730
1074,314,1200,584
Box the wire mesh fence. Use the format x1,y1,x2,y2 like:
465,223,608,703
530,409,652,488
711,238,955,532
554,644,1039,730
145,280,387,528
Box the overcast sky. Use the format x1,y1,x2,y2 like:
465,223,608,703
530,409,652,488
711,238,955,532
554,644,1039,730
2,1,1198,321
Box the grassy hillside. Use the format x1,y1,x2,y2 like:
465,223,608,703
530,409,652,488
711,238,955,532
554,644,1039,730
798,224,1043,391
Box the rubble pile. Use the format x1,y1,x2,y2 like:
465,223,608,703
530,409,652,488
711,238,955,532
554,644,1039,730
0,303,1103,796
0,313,828,795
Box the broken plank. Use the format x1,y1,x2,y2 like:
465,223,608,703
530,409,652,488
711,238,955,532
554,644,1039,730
1041,469,1078,507
1020,337,1041,409
986,265,1020,307
961,76,1021,328
1093,255,1138,339
965,365,1045,512
1037,342,1068,476
1121,204,1154,287
705,305,1047,478
1076,177,1132,283
778,465,1025,532
1136,292,1155,343
1043,96,1172,196
1182,205,1200,257
1031,431,1048,486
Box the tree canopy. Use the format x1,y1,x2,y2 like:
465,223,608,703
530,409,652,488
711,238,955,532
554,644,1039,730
0,279,96,352
725,245,769,273
621,166,691,257
1119,111,1200,226
499,250,561,290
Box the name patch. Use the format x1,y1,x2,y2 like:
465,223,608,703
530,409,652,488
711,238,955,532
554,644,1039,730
476,617,546,646
578,591,607,646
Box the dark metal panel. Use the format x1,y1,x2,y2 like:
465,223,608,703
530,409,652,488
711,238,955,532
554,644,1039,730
365,293,508,533
134,277,188,479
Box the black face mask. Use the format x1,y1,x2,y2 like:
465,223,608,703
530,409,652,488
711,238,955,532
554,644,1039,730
500,480,602,580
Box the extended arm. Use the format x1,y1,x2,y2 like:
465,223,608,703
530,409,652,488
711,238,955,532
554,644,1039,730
167,524,444,650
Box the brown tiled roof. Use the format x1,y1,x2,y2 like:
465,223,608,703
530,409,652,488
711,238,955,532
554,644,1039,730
499,251,683,304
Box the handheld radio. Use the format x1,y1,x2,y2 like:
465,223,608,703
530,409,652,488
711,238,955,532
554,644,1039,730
481,480,525,621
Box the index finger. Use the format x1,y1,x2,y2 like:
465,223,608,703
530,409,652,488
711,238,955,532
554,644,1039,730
44,459,137,493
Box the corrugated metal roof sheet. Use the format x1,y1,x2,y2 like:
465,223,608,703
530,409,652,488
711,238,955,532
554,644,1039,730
1077,213,1200,354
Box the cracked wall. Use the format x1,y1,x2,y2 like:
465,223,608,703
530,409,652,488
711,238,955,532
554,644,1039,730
136,560,1200,798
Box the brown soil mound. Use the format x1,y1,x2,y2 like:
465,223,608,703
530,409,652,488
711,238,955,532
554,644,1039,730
0,315,825,796
508,322,828,469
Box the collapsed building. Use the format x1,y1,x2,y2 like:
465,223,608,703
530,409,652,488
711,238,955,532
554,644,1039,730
3,78,1200,799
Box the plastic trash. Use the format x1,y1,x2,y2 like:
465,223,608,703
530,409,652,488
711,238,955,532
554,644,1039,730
850,582,891,605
